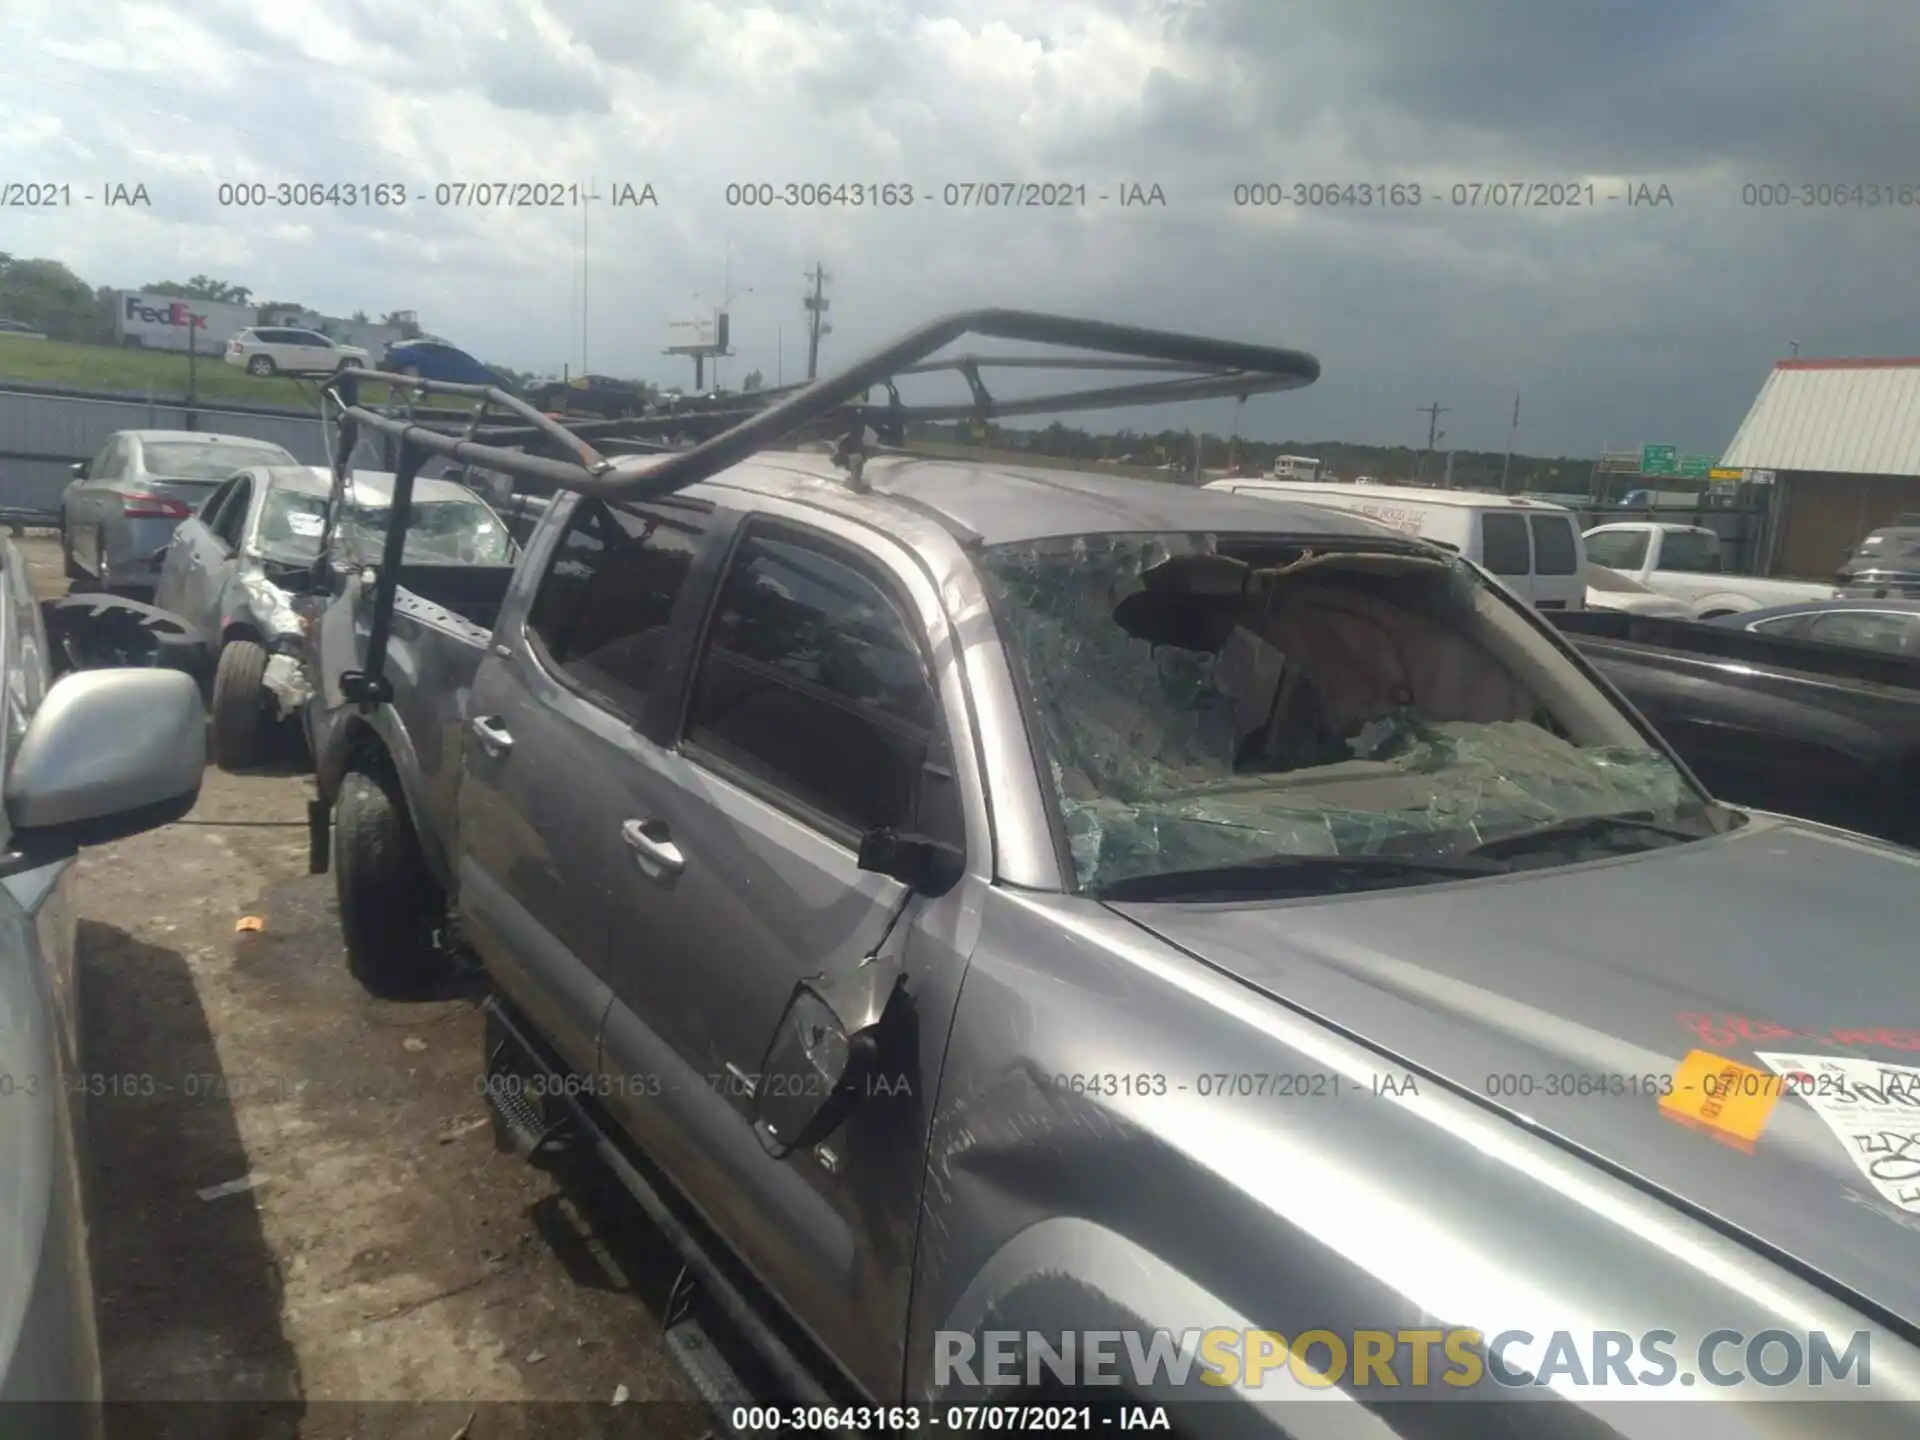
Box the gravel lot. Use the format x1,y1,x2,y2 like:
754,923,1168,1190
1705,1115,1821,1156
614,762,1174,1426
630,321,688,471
21,536,709,1438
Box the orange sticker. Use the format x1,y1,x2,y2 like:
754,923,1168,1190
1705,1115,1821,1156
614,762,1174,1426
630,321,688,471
1661,1050,1782,1143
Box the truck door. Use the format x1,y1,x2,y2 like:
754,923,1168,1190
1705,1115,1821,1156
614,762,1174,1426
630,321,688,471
1478,510,1538,605
586,510,978,1400
1527,512,1585,610
451,496,638,1077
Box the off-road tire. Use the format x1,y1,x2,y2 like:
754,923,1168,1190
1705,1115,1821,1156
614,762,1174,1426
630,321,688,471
60,528,83,583
334,767,448,995
209,639,269,770
246,354,276,377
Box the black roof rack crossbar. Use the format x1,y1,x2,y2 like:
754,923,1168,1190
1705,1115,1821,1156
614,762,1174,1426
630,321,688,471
317,309,1318,706
321,309,1318,505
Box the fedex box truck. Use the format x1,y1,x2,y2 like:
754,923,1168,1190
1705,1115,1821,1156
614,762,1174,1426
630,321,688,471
114,291,255,354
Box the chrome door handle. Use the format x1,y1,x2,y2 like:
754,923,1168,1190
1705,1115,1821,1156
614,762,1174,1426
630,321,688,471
470,715,514,754
621,818,685,877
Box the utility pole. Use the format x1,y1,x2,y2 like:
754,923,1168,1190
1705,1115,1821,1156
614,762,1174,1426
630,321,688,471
1416,401,1449,482
803,263,831,380
1500,391,1520,493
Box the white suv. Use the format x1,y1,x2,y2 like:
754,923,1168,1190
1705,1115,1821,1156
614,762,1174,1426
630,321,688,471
225,326,370,377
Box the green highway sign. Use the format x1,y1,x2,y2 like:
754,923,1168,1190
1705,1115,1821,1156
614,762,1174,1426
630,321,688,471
1641,444,1677,474
1678,454,1714,477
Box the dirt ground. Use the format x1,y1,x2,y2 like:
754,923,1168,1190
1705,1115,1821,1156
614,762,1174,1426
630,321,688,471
21,536,710,1438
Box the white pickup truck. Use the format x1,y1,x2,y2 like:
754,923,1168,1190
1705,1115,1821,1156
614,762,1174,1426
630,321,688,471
1581,521,1835,617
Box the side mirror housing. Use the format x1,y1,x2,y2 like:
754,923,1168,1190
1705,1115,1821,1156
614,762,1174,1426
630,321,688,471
69,461,87,480
857,828,963,896
4,668,206,866
752,983,878,1158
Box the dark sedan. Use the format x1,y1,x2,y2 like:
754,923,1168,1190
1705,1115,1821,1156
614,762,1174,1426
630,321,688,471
381,338,503,386
1834,524,1920,599
1710,597,1920,657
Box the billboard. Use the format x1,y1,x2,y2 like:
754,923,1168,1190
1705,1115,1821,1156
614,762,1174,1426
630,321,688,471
664,312,729,352
114,291,254,353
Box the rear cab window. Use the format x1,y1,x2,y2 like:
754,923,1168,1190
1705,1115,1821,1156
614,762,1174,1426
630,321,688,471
1583,529,1649,569
681,524,959,849
523,496,715,726
1655,529,1721,573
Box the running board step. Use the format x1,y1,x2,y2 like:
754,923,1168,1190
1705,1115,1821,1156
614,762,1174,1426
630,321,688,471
664,1312,756,1425
481,997,575,1158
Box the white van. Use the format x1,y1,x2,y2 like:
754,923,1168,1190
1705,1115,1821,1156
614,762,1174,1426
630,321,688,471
1204,479,1588,611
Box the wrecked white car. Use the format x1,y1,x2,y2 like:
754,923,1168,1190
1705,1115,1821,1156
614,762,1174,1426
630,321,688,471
154,464,516,769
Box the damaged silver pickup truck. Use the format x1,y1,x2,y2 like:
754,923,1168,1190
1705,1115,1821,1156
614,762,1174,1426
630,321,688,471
305,313,1920,1438
154,463,515,768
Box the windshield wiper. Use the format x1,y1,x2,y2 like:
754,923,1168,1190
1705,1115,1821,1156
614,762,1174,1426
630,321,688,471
1456,809,1722,863
1094,851,1507,904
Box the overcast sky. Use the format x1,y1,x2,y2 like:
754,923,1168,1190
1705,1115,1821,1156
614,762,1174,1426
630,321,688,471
6,0,1919,456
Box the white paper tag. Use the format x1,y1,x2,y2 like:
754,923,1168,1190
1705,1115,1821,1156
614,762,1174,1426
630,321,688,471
1755,1052,1920,1212
286,512,324,536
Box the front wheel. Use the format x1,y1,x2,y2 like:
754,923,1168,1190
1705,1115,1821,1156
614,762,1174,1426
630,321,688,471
246,355,276,377
334,768,449,995
60,525,83,583
209,639,269,769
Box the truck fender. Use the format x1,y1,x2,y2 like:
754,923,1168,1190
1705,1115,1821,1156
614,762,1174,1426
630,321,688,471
919,1216,1305,1429
314,708,447,892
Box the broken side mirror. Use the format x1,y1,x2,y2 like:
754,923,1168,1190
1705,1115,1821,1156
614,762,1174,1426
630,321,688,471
857,828,964,896
753,983,879,1158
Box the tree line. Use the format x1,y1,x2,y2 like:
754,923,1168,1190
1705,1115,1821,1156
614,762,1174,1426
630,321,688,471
0,254,1586,485
909,419,1588,493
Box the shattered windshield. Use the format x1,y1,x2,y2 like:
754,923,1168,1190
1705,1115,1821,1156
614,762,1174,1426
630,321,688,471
143,440,294,479
256,488,518,565
977,532,1709,893
340,497,519,566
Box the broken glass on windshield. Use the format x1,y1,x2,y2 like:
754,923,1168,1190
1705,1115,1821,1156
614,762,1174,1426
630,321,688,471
976,532,1703,891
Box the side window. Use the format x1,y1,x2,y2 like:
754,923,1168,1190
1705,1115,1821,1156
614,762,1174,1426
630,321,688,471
524,497,712,718
212,478,253,547
684,529,946,841
90,438,126,481
1479,512,1532,577
1749,613,1819,640
1584,530,1649,569
1657,531,1721,573
1806,611,1916,656
1528,515,1579,576
199,476,238,521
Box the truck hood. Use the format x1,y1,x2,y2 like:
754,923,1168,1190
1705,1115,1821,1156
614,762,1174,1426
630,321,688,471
1107,812,1920,1327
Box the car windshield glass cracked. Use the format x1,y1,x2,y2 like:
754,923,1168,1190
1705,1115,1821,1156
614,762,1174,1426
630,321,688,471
977,532,1697,890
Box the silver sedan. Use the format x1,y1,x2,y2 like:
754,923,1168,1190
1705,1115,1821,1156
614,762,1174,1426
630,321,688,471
60,431,297,596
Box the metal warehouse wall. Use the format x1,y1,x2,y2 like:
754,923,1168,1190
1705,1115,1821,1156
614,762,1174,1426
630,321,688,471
0,386,348,519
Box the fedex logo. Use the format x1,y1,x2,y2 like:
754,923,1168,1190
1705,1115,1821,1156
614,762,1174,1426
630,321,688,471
123,295,207,328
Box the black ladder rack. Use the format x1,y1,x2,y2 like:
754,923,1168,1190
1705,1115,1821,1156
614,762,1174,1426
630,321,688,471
318,308,1320,704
